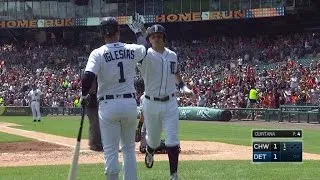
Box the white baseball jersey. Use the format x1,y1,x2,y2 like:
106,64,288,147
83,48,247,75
138,48,178,97
28,89,42,101
85,42,146,98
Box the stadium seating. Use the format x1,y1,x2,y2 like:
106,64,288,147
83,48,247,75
0,32,319,109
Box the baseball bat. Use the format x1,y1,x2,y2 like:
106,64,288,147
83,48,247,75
67,105,86,180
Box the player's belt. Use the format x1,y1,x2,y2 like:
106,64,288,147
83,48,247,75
145,93,175,102
98,93,135,101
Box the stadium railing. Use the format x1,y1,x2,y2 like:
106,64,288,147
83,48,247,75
225,106,320,123
278,105,320,123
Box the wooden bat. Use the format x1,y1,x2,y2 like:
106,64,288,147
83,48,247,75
67,106,86,180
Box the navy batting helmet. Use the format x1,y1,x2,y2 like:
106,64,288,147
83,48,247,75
100,17,119,36
146,24,167,40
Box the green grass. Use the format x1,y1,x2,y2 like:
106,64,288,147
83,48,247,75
180,121,320,154
1,116,90,140
0,161,320,180
1,116,320,153
1,117,320,179
184,121,320,154
0,132,31,143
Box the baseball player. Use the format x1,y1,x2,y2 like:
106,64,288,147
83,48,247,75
86,77,103,151
28,84,42,122
129,18,194,180
81,17,146,180
0,92,4,106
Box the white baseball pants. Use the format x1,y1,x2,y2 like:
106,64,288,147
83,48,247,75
30,101,41,120
142,97,179,149
98,98,138,180
140,123,147,148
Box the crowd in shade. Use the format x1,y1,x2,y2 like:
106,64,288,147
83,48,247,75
0,31,320,109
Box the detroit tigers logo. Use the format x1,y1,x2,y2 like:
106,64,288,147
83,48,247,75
170,62,176,74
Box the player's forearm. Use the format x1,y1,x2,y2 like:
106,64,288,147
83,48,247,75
175,74,185,87
176,73,194,94
138,118,144,128
81,71,96,96
136,32,149,48
140,113,144,123
140,24,147,35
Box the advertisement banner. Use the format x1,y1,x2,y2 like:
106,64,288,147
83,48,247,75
178,107,232,121
154,7,284,23
0,106,230,121
0,106,48,116
0,7,284,29
0,106,31,116
0,19,74,28
155,12,202,23
0,16,132,29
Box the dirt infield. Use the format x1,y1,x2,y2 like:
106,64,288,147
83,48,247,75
0,141,69,153
0,122,320,167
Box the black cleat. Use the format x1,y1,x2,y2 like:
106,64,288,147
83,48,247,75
89,146,103,152
140,145,146,153
145,148,154,168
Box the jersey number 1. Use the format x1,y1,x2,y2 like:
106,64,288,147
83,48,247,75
117,62,126,83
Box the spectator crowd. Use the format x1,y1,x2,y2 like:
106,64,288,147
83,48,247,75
1,31,320,109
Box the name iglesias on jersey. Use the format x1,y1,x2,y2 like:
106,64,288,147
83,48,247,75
103,49,135,62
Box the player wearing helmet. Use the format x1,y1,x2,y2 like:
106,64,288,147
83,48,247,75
128,13,194,180
81,17,146,180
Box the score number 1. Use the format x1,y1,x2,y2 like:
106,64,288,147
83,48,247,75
271,142,280,162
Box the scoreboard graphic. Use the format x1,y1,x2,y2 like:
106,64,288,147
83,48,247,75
252,130,303,163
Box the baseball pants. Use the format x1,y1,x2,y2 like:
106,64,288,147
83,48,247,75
140,123,147,148
30,101,41,120
142,97,179,149
98,98,138,180
87,106,102,150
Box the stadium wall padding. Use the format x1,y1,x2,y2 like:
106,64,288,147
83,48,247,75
138,106,232,121
0,106,232,121
178,107,232,121
0,106,47,116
